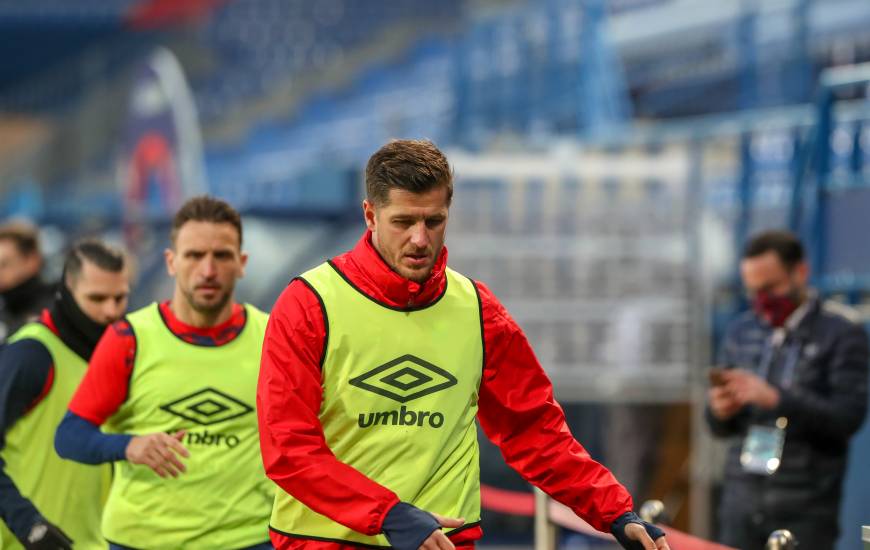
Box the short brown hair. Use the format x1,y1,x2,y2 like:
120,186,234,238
171,196,243,247
743,230,804,270
365,139,453,207
65,238,126,281
0,222,40,257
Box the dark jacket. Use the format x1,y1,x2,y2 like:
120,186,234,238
706,295,869,522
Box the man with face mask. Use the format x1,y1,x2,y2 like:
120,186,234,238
0,223,55,343
706,230,869,549
0,239,129,550
55,196,273,550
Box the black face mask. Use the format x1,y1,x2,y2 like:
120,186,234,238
50,281,109,361
0,274,45,314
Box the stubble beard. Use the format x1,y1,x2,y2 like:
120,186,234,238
183,285,233,316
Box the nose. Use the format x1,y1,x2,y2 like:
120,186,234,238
409,222,429,249
103,299,126,324
200,256,217,278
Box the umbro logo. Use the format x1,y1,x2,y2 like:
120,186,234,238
349,354,457,403
160,388,253,426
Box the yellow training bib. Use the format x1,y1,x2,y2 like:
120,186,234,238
102,303,273,550
270,262,484,546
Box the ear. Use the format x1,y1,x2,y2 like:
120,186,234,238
164,248,176,277
24,253,41,275
63,271,76,293
363,199,377,232
238,251,249,279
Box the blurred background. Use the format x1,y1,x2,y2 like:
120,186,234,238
1,0,869,548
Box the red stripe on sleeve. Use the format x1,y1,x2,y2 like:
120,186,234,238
24,364,54,414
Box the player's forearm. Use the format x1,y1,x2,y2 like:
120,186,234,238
54,411,131,464
524,438,632,532
258,388,399,536
260,438,399,536
480,399,632,531
0,464,41,543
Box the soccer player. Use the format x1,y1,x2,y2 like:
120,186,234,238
0,239,129,550
258,140,669,550
55,196,273,549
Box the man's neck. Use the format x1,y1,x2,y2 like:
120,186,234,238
169,291,234,328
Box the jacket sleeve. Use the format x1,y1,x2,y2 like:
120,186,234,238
67,321,136,426
473,281,633,533
776,321,869,442
54,412,131,464
0,339,53,542
257,279,399,536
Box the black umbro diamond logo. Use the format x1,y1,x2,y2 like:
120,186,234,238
349,354,457,403
160,388,253,426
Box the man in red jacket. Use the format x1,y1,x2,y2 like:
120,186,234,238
258,139,669,550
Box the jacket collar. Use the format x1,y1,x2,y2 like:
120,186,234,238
330,230,448,309
788,291,822,341
784,290,817,332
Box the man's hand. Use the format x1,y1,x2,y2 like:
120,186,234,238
417,514,464,550
24,519,73,550
125,430,189,477
721,369,780,410
624,522,669,550
611,512,668,550
381,502,464,550
708,385,742,420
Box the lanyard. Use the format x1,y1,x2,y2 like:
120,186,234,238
756,334,801,390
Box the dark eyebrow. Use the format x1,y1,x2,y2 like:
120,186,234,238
392,213,445,221
85,290,128,299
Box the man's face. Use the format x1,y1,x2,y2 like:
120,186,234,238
740,250,808,301
0,240,40,292
68,261,130,326
165,221,247,315
364,187,449,283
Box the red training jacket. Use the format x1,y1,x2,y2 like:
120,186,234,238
258,231,633,549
